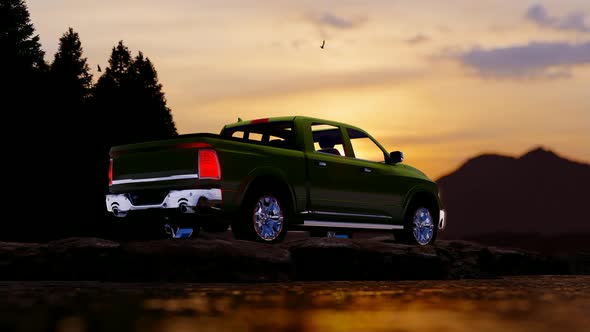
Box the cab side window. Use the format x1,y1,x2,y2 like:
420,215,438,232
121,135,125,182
311,123,346,157
347,128,386,163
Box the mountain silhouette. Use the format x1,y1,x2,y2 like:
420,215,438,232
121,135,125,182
437,147,590,241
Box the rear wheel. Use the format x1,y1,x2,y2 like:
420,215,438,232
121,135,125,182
395,203,437,245
232,187,289,243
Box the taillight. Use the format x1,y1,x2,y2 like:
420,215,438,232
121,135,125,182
108,159,113,186
198,149,221,180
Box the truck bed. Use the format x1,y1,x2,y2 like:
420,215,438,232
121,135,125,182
109,132,307,216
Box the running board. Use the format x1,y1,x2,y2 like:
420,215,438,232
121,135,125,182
300,210,392,220
301,220,403,230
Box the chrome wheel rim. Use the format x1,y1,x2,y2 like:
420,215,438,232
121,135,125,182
253,195,284,241
412,207,434,245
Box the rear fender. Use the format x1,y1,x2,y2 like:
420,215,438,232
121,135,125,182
237,167,297,214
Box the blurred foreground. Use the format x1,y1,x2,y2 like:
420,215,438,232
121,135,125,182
1,276,589,332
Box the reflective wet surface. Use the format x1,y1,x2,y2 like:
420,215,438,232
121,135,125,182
1,276,589,332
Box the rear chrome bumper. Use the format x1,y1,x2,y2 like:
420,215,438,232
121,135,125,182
106,189,222,217
439,209,446,230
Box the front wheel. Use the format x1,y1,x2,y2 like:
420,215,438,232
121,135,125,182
395,204,437,245
232,189,289,243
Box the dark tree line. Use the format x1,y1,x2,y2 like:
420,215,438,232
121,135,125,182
1,0,177,241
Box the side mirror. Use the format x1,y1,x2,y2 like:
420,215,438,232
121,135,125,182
390,151,404,164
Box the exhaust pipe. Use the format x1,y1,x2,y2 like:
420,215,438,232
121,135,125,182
111,206,128,218
179,203,189,213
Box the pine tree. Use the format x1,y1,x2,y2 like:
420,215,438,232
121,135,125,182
0,0,48,106
0,0,48,122
129,52,177,140
50,27,93,142
51,27,93,102
48,27,101,237
50,27,93,138
94,41,134,147
95,41,177,148
104,40,132,85
0,0,47,75
0,0,52,240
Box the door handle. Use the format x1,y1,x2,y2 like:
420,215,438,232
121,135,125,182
361,167,372,173
315,161,327,167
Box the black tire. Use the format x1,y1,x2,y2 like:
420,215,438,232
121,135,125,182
395,202,438,245
232,185,289,243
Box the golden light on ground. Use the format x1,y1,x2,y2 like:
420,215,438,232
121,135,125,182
134,278,590,332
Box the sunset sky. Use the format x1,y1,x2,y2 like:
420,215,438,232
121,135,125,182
28,0,590,178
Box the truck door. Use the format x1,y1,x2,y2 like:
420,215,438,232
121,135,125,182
305,123,393,222
345,128,403,219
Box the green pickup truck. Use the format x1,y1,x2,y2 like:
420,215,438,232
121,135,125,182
106,116,446,244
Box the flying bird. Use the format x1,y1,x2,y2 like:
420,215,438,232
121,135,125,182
320,40,325,49
97,64,102,72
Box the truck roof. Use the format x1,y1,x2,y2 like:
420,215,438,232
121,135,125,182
223,116,365,132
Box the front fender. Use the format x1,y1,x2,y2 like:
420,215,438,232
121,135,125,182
401,183,441,219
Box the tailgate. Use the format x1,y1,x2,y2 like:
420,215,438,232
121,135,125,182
110,140,212,192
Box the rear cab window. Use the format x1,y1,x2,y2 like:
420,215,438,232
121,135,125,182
221,121,296,150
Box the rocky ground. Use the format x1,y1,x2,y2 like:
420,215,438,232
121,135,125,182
0,235,588,282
